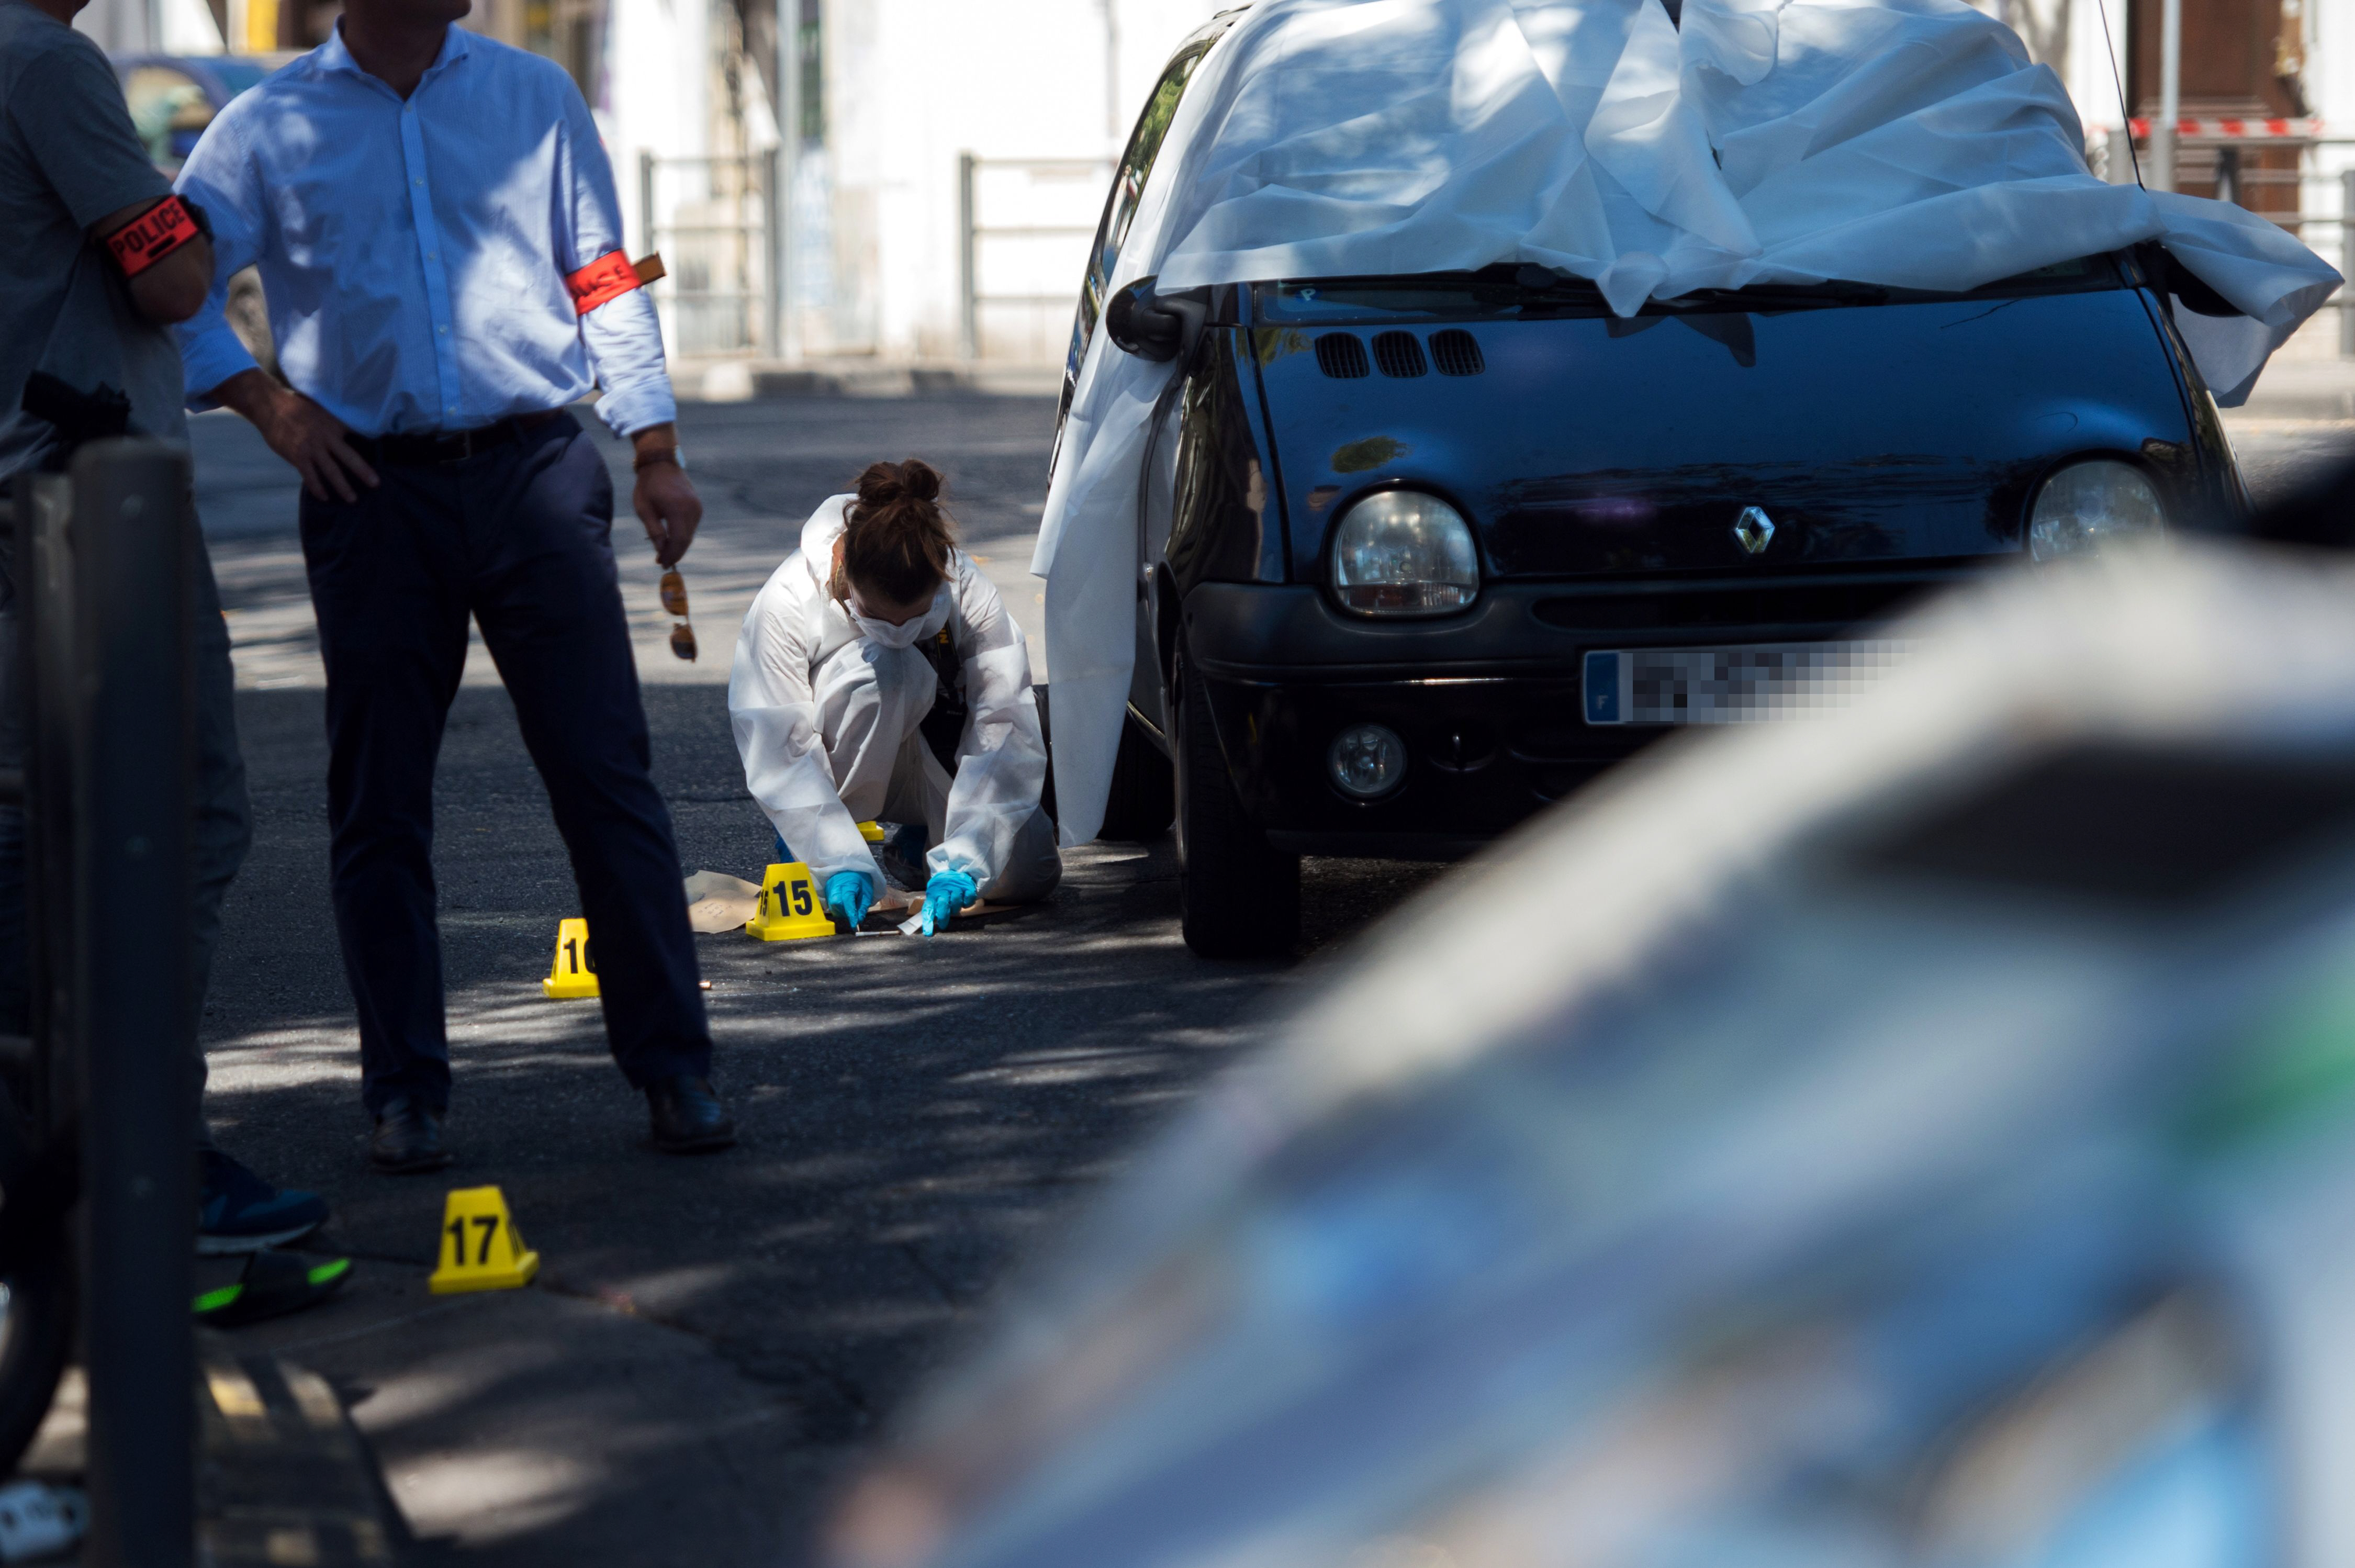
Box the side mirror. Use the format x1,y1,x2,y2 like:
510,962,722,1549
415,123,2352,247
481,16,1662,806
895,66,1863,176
1106,277,1208,363
2138,243,2240,319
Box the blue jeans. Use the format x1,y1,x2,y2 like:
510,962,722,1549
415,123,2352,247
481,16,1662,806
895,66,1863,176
299,414,710,1113
0,512,252,1148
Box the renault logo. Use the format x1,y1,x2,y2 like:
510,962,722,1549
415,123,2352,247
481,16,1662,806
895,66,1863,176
1732,506,1775,555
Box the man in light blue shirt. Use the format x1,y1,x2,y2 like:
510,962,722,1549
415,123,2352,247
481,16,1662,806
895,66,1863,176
175,0,735,1167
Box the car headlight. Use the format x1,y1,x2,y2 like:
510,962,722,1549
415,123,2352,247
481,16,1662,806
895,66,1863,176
2028,460,2167,561
1330,491,1479,615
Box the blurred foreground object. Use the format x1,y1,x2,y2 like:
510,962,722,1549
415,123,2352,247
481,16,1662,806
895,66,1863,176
2247,453,2355,550
831,540,2355,1568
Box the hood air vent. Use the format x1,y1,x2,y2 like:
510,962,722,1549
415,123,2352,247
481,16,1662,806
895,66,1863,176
1430,329,1485,376
1315,333,1370,378
1372,331,1428,377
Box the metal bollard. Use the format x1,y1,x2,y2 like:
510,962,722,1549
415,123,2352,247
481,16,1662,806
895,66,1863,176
69,440,196,1568
18,471,74,1136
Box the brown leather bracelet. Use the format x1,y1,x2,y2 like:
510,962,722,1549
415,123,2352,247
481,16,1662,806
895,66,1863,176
633,448,685,474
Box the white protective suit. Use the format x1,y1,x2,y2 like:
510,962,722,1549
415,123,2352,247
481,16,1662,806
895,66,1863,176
1035,0,2345,847
730,497,1059,904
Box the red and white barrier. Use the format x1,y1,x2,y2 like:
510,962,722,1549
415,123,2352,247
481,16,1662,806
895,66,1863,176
2115,117,2325,140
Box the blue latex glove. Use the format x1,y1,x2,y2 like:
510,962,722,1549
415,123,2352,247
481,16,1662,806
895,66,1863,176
918,870,978,937
824,870,872,931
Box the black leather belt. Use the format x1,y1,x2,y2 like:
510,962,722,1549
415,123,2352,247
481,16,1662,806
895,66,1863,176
351,410,562,468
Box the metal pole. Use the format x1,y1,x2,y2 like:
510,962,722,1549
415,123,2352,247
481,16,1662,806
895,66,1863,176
765,145,783,359
2152,0,2181,192
73,439,195,1568
958,151,978,362
2341,169,2354,359
2106,126,2136,184
639,150,663,352
776,1,801,363
639,149,657,261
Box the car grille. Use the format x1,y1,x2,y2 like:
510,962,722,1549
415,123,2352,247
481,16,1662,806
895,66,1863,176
1314,333,1370,378
1372,331,1429,377
1531,575,1942,632
1313,329,1488,378
1429,329,1485,376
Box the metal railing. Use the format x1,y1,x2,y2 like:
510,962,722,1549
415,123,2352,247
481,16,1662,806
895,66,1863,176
2099,128,2355,354
2298,156,2355,356
4,441,197,1565
638,150,784,358
957,153,1113,361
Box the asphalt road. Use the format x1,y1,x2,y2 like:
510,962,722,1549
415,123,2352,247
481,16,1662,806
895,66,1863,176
190,394,2351,1565
195,393,1441,1567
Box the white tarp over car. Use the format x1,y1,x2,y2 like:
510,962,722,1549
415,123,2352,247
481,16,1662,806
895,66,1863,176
1035,0,2343,846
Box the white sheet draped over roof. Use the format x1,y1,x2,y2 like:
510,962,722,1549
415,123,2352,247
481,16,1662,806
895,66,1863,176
1035,0,2341,846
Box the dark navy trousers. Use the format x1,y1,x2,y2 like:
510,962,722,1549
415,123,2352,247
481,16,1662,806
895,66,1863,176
299,413,709,1114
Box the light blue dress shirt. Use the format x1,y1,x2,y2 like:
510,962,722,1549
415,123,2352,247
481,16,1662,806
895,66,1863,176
173,24,674,438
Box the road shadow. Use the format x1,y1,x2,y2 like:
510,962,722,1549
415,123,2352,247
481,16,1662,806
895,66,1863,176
204,681,1444,1565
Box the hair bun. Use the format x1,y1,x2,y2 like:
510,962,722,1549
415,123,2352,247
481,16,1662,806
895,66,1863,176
859,457,941,508
843,458,956,607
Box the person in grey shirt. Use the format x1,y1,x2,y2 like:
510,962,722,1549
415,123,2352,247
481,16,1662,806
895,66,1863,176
1,0,327,1252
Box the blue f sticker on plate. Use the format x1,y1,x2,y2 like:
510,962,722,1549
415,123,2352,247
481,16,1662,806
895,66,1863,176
1584,651,1621,724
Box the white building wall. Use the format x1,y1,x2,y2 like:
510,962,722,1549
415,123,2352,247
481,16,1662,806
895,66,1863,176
2057,0,2133,141
820,0,1227,362
2305,0,2355,287
794,0,2355,364
2316,0,2355,128
599,0,714,260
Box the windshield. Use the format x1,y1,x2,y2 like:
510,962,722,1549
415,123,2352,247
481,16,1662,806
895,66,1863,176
1254,257,2125,323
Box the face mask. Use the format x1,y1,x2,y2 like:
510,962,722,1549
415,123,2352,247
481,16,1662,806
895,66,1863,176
847,591,950,650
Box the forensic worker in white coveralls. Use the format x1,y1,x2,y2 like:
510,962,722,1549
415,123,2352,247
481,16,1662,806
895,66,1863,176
728,460,1060,936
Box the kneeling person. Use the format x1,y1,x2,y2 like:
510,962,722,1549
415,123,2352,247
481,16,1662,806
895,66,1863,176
730,460,1059,935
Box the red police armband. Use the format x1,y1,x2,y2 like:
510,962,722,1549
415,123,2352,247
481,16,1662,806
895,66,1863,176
104,195,203,279
565,250,642,315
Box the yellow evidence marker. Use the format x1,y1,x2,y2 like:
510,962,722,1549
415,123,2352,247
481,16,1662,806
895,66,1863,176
544,917,598,999
428,1185,540,1294
857,820,886,843
746,861,837,942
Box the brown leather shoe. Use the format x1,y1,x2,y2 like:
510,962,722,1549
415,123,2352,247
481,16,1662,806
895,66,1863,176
369,1095,453,1174
646,1076,736,1153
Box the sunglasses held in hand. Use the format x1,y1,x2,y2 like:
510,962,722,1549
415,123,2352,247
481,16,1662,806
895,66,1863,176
660,568,696,661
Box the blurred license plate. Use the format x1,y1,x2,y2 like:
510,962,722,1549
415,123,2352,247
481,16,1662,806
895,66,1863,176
1583,641,1909,726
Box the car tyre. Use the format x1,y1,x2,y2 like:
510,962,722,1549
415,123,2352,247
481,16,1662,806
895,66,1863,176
1097,708,1175,842
1175,646,1298,958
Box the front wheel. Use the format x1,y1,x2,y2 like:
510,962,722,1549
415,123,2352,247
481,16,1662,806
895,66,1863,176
1175,648,1298,958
